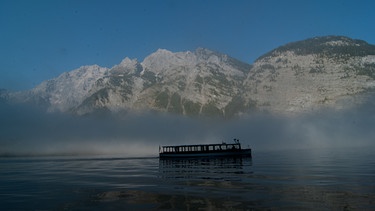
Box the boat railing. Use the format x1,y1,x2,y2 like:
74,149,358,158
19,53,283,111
160,143,243,154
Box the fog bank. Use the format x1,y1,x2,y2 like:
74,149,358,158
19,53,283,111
1,98,374,157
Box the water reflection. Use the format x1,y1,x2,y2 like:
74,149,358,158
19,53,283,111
159,157,253,180
2,150,374,210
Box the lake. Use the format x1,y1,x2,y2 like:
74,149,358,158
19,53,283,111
1,147,374,210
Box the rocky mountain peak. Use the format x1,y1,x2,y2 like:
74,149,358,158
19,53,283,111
17,64,110,112
6,36,375,118
117,57,137,68
141,49,197,74
194,48,227,63
111,57,140,75
257,36,375,62
246,36,375,114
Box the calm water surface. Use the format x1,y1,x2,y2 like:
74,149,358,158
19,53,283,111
1,148,374,210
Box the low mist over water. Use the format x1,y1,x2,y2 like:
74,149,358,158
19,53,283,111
1,93,375,157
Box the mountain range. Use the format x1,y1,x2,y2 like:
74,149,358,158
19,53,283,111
3,36,375,118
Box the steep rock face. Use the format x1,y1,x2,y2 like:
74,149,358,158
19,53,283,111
8,36,375,117
11,65,109,112
75,48,252,117
244,36,375,114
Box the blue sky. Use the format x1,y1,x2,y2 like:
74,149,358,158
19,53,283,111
1,0,375,91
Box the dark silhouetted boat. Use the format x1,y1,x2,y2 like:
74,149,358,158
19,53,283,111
159,139,251,158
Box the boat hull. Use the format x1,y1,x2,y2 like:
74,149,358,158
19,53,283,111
159,149,252,158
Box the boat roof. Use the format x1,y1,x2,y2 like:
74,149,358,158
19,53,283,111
161,142,241,148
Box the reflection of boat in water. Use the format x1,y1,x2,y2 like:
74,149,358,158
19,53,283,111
159,139,252,158
159,156,252,180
